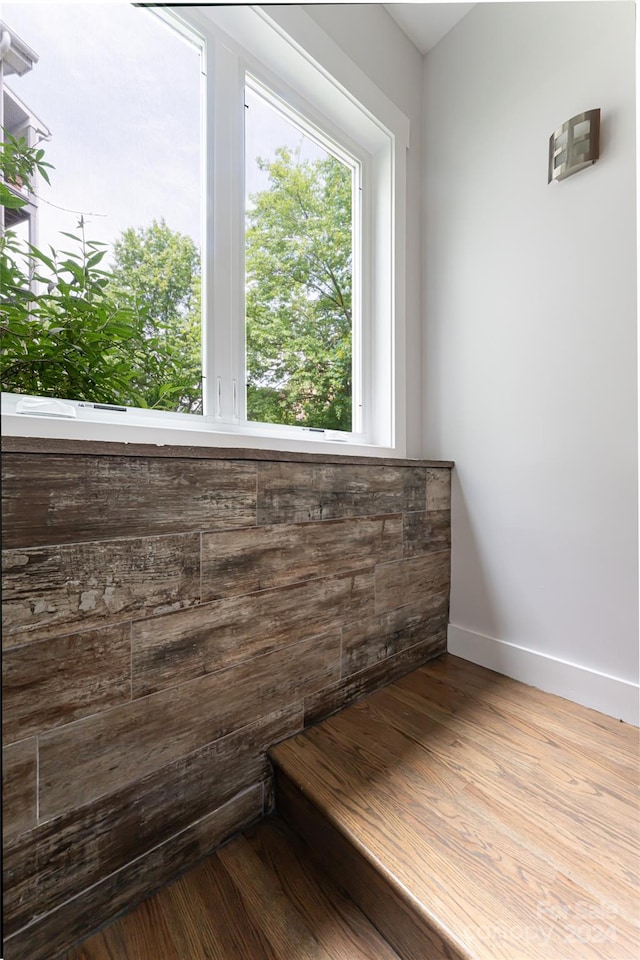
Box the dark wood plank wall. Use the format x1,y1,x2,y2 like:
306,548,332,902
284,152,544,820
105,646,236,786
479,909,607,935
1,441,452,960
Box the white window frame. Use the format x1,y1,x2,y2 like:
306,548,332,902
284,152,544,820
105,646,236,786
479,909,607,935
1,3,410,458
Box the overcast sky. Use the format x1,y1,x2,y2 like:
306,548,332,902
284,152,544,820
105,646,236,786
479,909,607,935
4,2,329,259
4,2,203,254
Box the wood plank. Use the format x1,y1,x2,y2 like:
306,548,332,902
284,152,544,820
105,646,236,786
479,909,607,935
38,633,339,820
274,721,628,960
271,655,640,960
2,533,200,648
62,817,404,960
304,632,446,728
319,689,640,918
78,892,184,960
157,854,278,960
201,515,401,601
390,668,640,811
1,454,258,548
403,509,450,557
2,738,37,843
3,785,263,960
2,623,131,744
342,598,447,676
2,436,454,470
132,572,373,697
217,835,329,957
257,461,428,525
374,549,450,615
420,655,640,782
275,773,463,960
246,818,402,960
4,705,301,935
426,467,452,510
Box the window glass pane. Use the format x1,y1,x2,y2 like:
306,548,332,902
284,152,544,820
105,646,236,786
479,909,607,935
1,3,203,414
244,83,353,432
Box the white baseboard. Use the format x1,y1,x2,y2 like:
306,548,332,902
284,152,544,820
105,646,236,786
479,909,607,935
447,625,640,726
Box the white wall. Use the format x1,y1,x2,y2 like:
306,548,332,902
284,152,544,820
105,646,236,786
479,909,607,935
300,3,426,457
422,2,638,721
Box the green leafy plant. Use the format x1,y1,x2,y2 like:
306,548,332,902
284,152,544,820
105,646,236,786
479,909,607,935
0,139,199,410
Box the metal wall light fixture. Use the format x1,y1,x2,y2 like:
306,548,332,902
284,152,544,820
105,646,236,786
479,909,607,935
548,108,600,183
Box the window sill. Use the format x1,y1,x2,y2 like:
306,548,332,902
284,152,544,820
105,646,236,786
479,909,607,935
2,398,454,464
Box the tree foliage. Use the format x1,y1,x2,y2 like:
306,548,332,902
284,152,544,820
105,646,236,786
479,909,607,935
1,217,160,406
1,138,156,406
108,221,202,413
1,143,201,411
245,147,353,431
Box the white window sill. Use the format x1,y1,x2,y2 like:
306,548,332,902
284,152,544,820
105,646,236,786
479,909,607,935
1,400,404,460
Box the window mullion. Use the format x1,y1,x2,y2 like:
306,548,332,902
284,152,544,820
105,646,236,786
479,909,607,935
207,38,243,422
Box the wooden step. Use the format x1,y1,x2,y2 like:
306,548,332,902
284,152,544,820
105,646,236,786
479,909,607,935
62,816,402,960
270,653,640,960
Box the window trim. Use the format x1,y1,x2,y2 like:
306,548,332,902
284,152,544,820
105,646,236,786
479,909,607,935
1,3,410,458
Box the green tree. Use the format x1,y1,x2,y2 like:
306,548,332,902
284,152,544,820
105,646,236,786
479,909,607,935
245,147,353,431
0,138,158,406
108,220,202,413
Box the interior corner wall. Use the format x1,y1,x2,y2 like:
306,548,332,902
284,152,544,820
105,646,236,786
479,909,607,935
422,1,638,719
298,3,425,457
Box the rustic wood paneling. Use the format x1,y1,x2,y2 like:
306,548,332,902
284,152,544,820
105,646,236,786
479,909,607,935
375,550,450,616
342,600,448,677
403,510,451,557
4,706,301,937
132,572,373,697
303,633,447,728
2,785,264,960
1,454,258,548
2,738,37,843
257,462,428,525
2,533,200,648
426,468,451,511
2,623,131,745
39,633,340,820
201,515,402,601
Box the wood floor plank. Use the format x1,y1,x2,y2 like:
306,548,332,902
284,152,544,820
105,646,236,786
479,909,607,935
244,819,402,960
159,856,279,960
271,654,640,960
275,724,628,959
61,818,403,960
393,663,640,791
218,834,329,958
375,678,640,855
418,656,639,781
365,683,640,915
328,689,640,922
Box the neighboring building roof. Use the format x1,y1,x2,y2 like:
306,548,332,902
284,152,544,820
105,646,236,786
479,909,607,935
0,20,39,77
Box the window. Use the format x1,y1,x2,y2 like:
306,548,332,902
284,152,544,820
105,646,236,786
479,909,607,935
1,4,409,455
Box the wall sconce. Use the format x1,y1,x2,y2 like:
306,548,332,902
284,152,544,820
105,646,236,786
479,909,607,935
548,109,600,183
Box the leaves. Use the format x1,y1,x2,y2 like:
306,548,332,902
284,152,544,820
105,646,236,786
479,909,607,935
245,147,353,431
107,220,203,413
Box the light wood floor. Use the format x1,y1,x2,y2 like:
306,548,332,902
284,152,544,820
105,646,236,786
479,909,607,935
272,654,640,960
62,816,401,960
